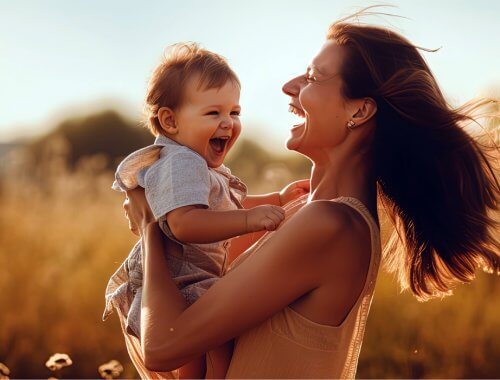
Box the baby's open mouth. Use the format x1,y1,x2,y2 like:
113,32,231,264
209,136,230,154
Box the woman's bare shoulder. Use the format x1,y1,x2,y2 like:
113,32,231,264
224,199,370,300
288,200,359,241
290,200,372,265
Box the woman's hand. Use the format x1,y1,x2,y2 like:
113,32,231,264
124,200,140,236
123,187,155,236
279,179,310,206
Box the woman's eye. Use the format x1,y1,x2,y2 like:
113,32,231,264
305,74,317,83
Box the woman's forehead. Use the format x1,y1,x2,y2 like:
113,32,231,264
310,40,345,75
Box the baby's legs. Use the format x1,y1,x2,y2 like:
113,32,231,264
205,340,234,379
178,355,206,379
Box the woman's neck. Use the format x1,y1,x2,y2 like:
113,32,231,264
307,146,377,214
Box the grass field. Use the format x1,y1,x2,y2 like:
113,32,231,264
0,146,498,378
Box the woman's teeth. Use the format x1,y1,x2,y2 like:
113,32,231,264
288,105,306,128
288,105,306,118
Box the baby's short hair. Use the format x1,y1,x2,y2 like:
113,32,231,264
144,42,240,136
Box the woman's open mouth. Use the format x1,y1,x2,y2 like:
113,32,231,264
209,136,230,154
289,104,306,130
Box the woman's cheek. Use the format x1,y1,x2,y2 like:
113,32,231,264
299,88,315,114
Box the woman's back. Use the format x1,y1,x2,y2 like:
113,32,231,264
225,196,381,379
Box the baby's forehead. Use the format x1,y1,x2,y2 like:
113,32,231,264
186,73,240,92
182,77,241,106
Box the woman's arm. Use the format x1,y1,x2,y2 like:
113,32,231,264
126,190,348,372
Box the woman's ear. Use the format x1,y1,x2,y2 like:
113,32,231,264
158,107,178,135
351,97,377,126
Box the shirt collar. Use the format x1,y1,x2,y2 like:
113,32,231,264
153,134,180,147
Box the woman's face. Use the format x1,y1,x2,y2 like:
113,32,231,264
283,40,353,157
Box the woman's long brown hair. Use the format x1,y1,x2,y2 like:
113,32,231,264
328,7,499,300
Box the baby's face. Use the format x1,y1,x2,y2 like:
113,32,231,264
173,76,241,168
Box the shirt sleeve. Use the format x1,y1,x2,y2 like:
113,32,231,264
143,149,210,220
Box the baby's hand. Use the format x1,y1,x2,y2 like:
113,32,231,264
246,205,285,232
279,179,310,206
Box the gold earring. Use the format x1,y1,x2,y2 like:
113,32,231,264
346,120,356,130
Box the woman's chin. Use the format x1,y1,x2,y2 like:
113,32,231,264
286,137,299,151
286,123,306,151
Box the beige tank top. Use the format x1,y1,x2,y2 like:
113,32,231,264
225,196,381,379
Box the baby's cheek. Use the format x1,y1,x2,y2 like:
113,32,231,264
233,121,242,138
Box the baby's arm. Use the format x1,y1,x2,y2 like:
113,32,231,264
166,204,284,244
242,192,281,208
243,179,310,208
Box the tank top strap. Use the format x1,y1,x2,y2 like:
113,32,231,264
328,196,382,323
330,196,379,233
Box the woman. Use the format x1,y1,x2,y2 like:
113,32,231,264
123,11,499,379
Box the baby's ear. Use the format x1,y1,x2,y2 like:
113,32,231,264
157,107,178,135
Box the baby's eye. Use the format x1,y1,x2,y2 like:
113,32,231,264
231,110,241,116
206,111,219,116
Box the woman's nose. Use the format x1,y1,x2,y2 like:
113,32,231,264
282,75,302,97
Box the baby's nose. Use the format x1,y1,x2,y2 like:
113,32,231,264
220,117,233,129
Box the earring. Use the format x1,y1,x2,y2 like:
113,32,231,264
346,120,356,130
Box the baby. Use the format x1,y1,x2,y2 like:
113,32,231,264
104,43,307,378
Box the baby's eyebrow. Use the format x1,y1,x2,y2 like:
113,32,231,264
202,104,241,109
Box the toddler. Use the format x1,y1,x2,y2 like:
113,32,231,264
104,43,306,378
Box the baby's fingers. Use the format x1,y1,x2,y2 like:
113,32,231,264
264,212,284,231
263,217,278,231
270,205,285,218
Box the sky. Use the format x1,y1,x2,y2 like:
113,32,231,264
1,0,499,150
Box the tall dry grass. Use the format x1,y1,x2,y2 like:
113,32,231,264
0,138,498,378
0,149,138,378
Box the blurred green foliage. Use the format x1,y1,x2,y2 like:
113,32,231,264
29,110,153,170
